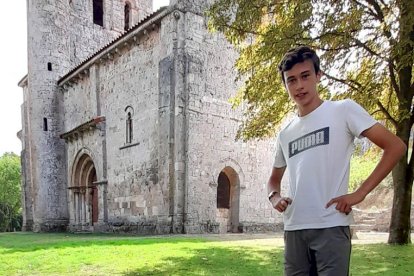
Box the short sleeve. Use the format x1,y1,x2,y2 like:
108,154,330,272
273,134,287,168
345,99,377,138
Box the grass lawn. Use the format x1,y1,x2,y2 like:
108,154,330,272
0,232,413,275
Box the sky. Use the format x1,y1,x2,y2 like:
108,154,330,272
0,0,169,156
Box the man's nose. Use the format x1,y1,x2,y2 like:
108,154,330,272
296,79,304,90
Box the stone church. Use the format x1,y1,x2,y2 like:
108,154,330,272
18,0,281,234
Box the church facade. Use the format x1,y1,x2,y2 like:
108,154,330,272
18,0,282,234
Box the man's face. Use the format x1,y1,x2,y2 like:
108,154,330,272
283,59,322,112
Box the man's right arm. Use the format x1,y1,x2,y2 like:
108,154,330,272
267,167,292,212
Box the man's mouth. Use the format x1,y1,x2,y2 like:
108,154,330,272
295,92,307,98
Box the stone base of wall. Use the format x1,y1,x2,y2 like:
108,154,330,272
68,223,94,233
184,221,283,234
238,222,284,233
33,220,285,235
22,220,34,232
68,221,174,235
105,222,172,234
184,221,220,234
33,220,68,232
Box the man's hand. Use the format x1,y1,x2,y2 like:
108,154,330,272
271,196,292,213
326,191,366,215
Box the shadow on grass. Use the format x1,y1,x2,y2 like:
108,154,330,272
0,232,281,253
119,244,414,276
349,244,414,275
122,246,284,276
0,232,205,253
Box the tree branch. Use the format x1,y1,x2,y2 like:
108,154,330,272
352,0,395,48
389,62,401,98
219,23,261,37
365,0,385,21
351,37,383,59
376,99,398,128
323,72,363,91
352,0,380,19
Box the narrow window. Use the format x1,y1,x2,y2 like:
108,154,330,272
93,0,104,26
43,118,48,131
217,172,230,209
124,3,131,31
47,62,52,71
126,112,133,143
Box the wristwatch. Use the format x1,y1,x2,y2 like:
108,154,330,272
268,190,279,201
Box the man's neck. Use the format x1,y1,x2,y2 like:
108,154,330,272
298,98,324,117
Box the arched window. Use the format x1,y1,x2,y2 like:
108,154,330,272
93,0,104,26
126,112,133,143
124,2,131,31
125,106,134,144
217,172,230,209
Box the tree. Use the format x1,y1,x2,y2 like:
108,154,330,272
207,0,414,244
0,152,22,232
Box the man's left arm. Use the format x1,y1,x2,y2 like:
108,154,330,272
326,123,407,214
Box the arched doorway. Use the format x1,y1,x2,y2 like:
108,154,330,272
216,166,240,233
71,154,98,228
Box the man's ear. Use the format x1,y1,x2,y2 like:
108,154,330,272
316,70,323,82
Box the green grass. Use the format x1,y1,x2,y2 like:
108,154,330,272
351,243,414,275
0,233,413,275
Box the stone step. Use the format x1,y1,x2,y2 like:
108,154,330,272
355,218,376,224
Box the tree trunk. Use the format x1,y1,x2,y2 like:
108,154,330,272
388,159,413,244
388,119,413,244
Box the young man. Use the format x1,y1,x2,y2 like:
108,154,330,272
268,46,406,275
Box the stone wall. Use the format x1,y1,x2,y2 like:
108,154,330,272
175,9,283,233
60,5,283,234
19,82,34,231
101,28,168,231
22,0,159,232
61,11,178,234
67,0,153,64
23,1,285,234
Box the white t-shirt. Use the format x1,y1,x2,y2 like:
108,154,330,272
273,99,377,231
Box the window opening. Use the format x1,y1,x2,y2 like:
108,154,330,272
124,3,131,31
126,112,133,143
43,118,48,131
93,0,104,26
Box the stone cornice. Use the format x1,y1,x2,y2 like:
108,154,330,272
18,75,28,88
68,179,107,190
60,116,105,142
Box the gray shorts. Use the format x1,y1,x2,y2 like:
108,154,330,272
284,226,351,276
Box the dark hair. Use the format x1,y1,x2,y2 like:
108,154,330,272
278,46,321,83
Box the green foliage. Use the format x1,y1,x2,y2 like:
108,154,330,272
0,152,22,232
207,0,414,140
208,0,414,244
0,233,413,275
350,153,380,192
